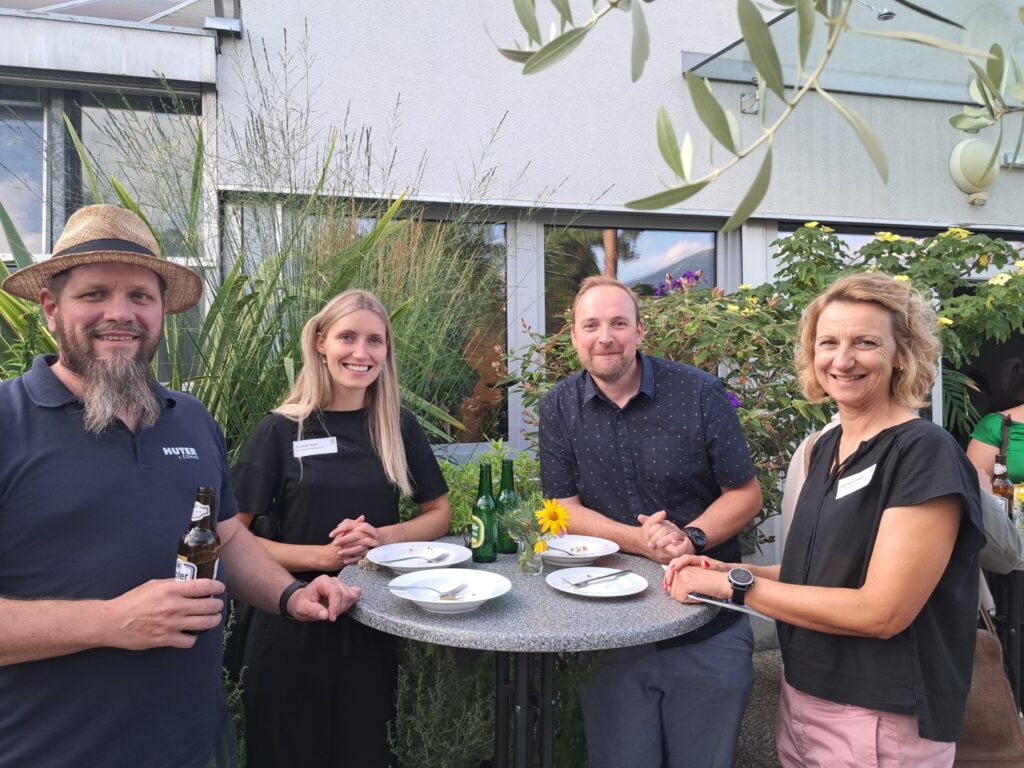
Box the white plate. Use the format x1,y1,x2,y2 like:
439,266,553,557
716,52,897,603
366,541,471,573
546,566,648,598
388,568,512,614
539,535,619,566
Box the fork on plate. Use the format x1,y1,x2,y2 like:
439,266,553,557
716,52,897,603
389,583,468,600
380,550,449,565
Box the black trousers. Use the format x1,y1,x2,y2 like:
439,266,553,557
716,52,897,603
243,611,398,768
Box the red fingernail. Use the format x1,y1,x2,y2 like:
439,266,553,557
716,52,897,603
701,559,711,568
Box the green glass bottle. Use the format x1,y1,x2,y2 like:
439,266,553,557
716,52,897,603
495,459,519,554
471,463,497,563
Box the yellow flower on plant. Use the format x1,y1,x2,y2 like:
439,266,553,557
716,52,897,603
726,304,740,313
533,539,548,554
821,225,835,233
738,284,752,291
535,499,570,536
989,273,1011,286
937,317,954,326
1014,260,1024,271
892,275,910,282
804,221,819,229
875,231,901,243
741,308,755,316
744,296,758,306
979,254,990,268
941,227,971,239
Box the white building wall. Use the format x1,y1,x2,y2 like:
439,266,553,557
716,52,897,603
215,1,1024,230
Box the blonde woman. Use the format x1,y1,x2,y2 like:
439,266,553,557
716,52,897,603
233,289,451,768
665,273,985,767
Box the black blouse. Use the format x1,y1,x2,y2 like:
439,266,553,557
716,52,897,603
232,409,448,578
778,418,985,741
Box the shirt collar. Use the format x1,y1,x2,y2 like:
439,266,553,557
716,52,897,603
23,354,177,410
582,352,656,404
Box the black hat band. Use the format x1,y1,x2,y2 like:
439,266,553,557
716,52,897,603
54,238,157,259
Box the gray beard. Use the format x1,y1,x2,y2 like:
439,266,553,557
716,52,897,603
79,353,162,434
56,319,163,434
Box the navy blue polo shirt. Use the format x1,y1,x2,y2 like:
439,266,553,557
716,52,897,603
0,355,238,768
540,353,757,643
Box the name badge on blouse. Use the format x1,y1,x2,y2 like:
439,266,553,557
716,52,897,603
836,464,876,500
293,437,337,458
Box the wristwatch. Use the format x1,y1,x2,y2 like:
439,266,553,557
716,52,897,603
728,568,754,606
680,526,707,556
278,579,308,620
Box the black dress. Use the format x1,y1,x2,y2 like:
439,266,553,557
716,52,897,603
232,408,448,768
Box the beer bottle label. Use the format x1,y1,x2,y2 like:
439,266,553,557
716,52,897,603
175,556,198,581
191,501,212,523
995,463,1008,476
471,515,485,548
997,495,1010,517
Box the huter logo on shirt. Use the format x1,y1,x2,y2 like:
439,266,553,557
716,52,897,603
163,446,199,460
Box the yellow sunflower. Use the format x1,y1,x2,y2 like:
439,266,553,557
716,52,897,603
535,499,570,536
533,539,549,554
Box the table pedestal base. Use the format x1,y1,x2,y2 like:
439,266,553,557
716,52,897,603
494,651,556,768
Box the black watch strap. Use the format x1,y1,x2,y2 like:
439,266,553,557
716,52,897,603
278,579,307,620
681,526,707,556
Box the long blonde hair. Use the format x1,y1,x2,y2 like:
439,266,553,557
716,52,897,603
276,289,412,495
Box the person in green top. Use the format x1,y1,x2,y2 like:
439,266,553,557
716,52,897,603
967,409,1024,484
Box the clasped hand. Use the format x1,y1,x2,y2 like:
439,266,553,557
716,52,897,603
661,554,731,603
636,510,693,563
326,514,380,567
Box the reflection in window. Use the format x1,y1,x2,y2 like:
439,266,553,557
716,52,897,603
544,226,715,333
77,92,201,257
226,201,509,444
0,100,44,254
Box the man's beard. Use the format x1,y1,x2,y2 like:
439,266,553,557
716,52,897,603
57,317,163,434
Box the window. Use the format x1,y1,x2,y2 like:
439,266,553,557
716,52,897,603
0,89,45,255
544,225,716,334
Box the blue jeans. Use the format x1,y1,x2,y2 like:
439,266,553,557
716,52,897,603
578,617,754,768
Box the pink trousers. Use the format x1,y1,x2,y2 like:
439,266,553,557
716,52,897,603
776,679,955,767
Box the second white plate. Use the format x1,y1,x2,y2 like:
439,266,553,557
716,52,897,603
366,541,471,573
539,534,619,566
546,566,648,598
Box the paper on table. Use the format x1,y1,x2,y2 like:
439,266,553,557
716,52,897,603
688,592,771,621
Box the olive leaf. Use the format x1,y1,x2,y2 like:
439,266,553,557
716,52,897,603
737,0,786,100
723,147,772,233
968,61,1005,109
498,47,534,64
625,181,710,210
522,25,592,74
630,0,650,82
986,43,1005,93
685,72,738,154
656,106,685,179
0,197,35,270
795,0,816,70
949,112,996,132
550,0,573,28
514,0,542,47
681,132,694,183
816,87,889,182
852,28,993,59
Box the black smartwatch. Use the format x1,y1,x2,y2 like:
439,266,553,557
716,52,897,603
680,526,707,556
728,568,754,606
278,579,308,620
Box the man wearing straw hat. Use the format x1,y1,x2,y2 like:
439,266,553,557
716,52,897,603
0,204,361,768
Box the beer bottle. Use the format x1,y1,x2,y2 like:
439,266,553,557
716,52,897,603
495,459,519,554
176,485,221,582
471,464,497,563
992,454,1014,519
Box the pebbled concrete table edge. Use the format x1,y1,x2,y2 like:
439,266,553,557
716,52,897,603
340,538,718,653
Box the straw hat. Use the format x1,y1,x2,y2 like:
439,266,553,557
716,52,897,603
2,204,203,314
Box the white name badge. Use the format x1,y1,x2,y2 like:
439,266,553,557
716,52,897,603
836,464,877,500
293,437,338,458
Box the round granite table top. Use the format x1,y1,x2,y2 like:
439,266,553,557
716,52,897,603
339,537,718,653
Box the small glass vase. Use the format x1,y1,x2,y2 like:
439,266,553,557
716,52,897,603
517,537,544,576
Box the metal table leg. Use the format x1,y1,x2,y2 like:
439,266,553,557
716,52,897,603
540,653,556,768
495,652,512,768
514,653,533,768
